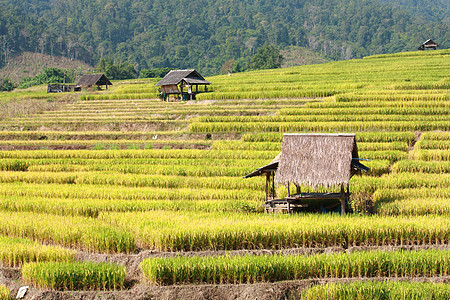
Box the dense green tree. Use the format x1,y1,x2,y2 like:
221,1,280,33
0,0,447,75
95,58,137,80
0,78,15,91
18,67,75,89
249,44,283,70
140,68,177,78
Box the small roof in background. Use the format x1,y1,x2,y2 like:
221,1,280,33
155,69,211,86
422,39,438,46
274,133,359,188
77,74,112,87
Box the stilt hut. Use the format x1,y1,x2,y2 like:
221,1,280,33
76,74,112,90
418,39,438,50
155,69,211,101
244,133,369,214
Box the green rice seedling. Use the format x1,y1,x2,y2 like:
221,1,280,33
0,236,75,267
22,261,126,291
0,285,9,300
93,143,106,150
302,281,450,300
140,249,449,284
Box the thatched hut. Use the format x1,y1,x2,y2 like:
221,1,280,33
244,133,369,214
77,74,112,90
418,39,438,50
155,69,211,101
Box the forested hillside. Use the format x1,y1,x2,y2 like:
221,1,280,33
0,0,448,75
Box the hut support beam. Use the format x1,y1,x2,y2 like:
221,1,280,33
340,184,346,214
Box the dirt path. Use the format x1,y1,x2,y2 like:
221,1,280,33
4,275,449,300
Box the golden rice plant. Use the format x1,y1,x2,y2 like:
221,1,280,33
392,160,450,174
0,285,8,300
100,211,449,251
0,236,75,267
0,211,134,253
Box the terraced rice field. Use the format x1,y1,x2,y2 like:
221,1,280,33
0,50,448,299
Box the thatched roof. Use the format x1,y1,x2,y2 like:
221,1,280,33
77,74,112,87
274,133,360,188
422,39,438,46
155,69,211,86
243,153,280,178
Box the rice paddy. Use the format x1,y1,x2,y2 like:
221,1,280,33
0,49,448,296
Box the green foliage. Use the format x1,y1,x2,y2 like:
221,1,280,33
140,68,177,78
0,0,447,74
95,58,137,80
22,261,126,291
303,281,450,300
18,68,74,89
249,44,283,70
0,78,16,92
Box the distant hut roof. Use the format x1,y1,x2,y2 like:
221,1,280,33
422,39,438,46
77,74,112,87
274,133,359,188
155,69,211,86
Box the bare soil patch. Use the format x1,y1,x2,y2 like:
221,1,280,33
9,276,450,300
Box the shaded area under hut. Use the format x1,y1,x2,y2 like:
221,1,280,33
244,133,369,214
155,69,211,101
77,73,112,90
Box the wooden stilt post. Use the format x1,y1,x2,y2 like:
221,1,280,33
340,184,346,214
265,173,269,201
272,172,275,199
